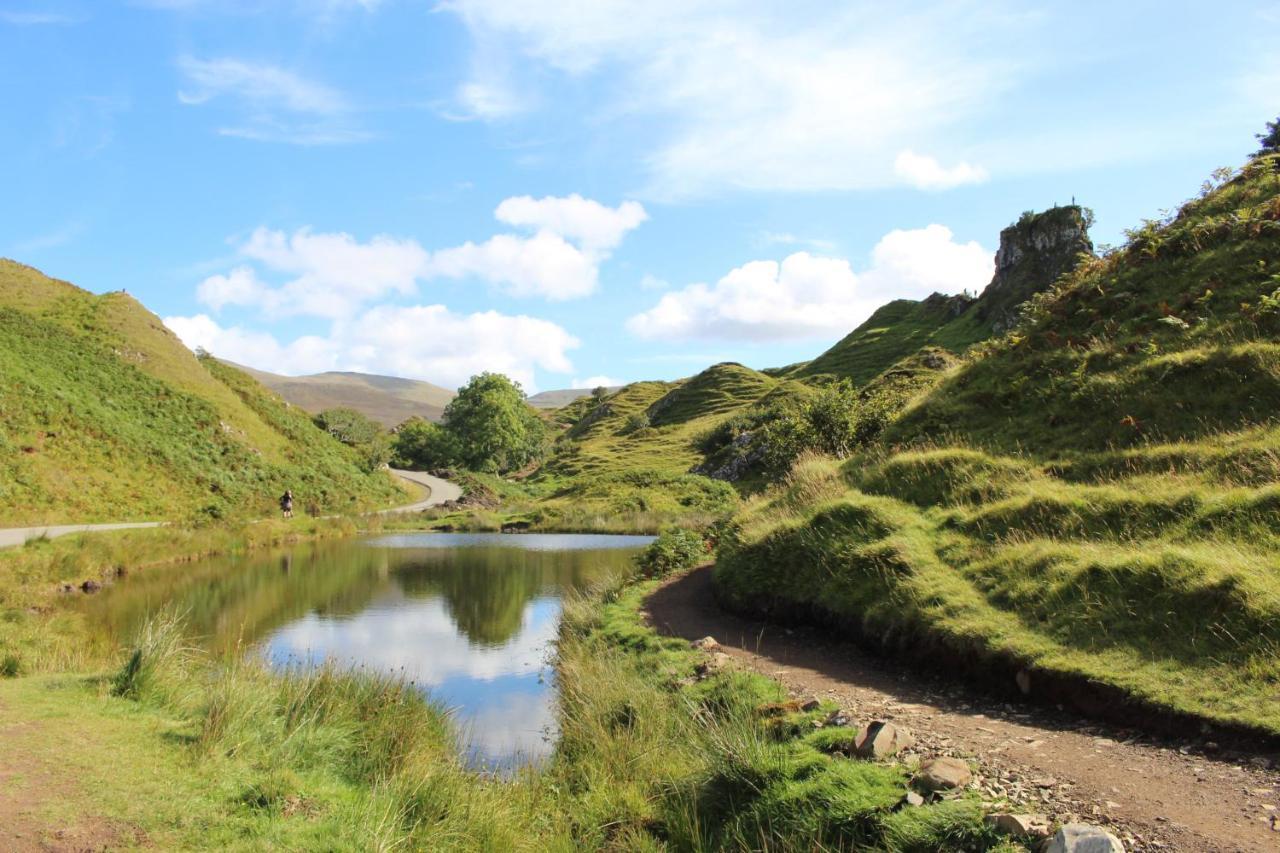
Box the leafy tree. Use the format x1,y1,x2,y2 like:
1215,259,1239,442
314,407,390,472
1257,116,1280,154
391,417,459,470
441,372,546,473
591,385,610,403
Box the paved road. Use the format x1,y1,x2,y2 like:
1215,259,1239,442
0,469,459,550
380,468,462,513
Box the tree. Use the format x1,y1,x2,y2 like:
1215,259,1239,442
314,407,390,472
441,373,547,473
392,417,459,471
591,385,610,403
1258,116,1280,155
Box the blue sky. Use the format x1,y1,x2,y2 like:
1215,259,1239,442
2,1,1276,392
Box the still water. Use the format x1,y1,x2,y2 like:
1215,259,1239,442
81,532,652,768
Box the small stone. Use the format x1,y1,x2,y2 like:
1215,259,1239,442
854,721,913,759
1043,823,1126,853
1015,668,1032,695
691,636,720,651
904,791,925,807
823,710,853,728
916,756,972,791
986,813,1051,839
800,698,821,712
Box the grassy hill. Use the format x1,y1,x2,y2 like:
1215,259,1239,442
0,260,406,525
715,152,1280,736
791,205,1093,385
232,364,454,427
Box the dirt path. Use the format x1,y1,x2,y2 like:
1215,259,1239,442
0,470,458,551
644,567,1280,853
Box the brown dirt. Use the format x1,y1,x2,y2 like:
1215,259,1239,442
0,699,144,852
644,567,1280,853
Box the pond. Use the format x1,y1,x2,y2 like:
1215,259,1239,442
80,532,653,769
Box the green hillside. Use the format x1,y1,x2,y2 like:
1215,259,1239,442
0,260,406,525
792,205,1093,384
715,152,1280,735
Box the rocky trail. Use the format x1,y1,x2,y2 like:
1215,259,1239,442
644,567,1280,852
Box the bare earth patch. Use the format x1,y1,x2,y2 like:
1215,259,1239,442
644,567,1280,853
0,697,147,851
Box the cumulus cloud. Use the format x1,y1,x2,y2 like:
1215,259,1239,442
423,195,646,300
165,304,578,391
893,150,989,190
196,227,428,318
443,0,1022,197
494,194,647,253
194,194,641,316
424,231,598,300
177,56,368,144
627,225,992,342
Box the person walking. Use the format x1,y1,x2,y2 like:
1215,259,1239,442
280,489,294,519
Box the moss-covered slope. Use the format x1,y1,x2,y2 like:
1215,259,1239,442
716,154,1280,736
0,260,404,525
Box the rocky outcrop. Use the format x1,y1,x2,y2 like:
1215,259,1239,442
974,205,1094,334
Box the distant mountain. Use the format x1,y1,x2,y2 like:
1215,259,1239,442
526,387,622,410
230,365,455,427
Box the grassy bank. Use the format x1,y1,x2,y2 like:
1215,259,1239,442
2,566,1026,851
0,517,371,676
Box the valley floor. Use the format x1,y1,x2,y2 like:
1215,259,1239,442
644,567,1280,853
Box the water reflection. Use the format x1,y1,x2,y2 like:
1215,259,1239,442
80,532,651,768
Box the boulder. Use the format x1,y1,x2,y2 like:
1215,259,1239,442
903,791,925,807
691,636,720,651
853,721,912,759
916,756,972,791
695,652,733,677
986,813,1051,839
1043,823,1126,853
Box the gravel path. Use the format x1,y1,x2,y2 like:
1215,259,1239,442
644,566,1280,853
0,469,458,550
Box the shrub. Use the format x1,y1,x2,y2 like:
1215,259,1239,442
635,528,708,578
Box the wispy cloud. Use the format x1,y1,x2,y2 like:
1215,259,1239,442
443,0,1024,199
5,221,83,256
758,232,837,252
0,10,86,25
177,55,369,144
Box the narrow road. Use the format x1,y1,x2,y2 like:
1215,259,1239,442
644,567,1280,853
0,469,458,550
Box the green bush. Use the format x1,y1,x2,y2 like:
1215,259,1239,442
634,528,708,578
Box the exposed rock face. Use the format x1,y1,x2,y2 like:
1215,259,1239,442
975,205,1094,334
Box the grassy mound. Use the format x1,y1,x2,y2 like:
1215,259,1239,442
716,153,1280,736
0,260,404,525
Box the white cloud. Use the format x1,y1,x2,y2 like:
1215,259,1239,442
759,232,837,252
893,150,989,190
627,225,991,342
197,227,429,318
424,231,598,300
570,375,621,389
177,56,368,144
165,304,578,391
494,194,647,253
639,274,669,291
0,11,85,24
424,195,646,300
443,1,1022,198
